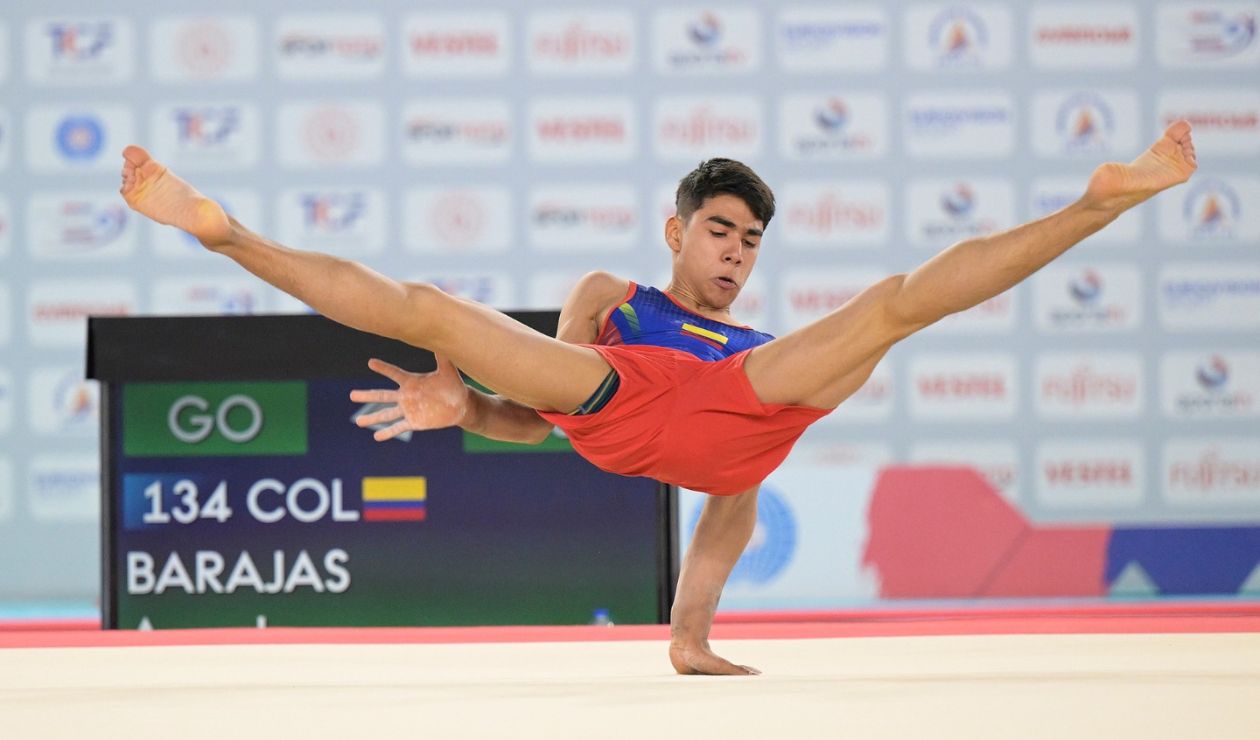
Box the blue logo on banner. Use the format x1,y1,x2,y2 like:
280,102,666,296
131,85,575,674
689,485,796,585
688,13,723,47
814,99,849,132
57,115,105,160
1069,269,1103,306
940,183,975,218
1195,355,1230,391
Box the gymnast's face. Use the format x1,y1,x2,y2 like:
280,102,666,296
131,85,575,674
665,194,764,309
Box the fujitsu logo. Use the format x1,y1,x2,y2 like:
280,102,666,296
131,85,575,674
659,108,755,147
533,22,628,60
787,194,883,232
1041,365,1137,405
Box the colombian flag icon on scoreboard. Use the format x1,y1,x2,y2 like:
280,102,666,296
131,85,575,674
361,477,427,522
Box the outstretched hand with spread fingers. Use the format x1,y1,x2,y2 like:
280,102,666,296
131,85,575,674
350,355,472,441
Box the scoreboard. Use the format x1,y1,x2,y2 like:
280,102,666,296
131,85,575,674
89,314,676,630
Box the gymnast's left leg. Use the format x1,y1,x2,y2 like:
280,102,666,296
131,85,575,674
743,120,1199,410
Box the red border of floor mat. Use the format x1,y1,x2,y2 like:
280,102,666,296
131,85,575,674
4,607,1259,650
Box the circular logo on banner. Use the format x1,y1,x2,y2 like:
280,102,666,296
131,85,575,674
813,98,849,133
178,22,233,78
57,116,105,160
687,485,796,585
1195,355,1230,391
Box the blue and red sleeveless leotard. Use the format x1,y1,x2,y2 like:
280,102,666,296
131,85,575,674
537,282,828,495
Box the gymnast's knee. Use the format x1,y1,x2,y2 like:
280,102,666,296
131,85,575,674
400,282,455,345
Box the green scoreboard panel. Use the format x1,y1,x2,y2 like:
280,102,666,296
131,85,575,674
89,315,677,630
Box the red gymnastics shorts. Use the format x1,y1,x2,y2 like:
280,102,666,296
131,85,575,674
537,343,830,496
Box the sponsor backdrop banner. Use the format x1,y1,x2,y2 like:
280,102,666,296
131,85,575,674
0,0,1257,608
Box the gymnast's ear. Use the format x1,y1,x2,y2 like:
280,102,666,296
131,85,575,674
664,213,683,254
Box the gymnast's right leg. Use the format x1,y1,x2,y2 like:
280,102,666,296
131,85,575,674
118,145,609,413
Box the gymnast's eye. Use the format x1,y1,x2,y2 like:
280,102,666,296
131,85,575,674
710,231,727,238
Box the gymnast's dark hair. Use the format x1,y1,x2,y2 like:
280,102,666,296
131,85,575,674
675,158,775,227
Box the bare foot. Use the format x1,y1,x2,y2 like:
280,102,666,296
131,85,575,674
1083,120,1197,213
669,643,760,676
119,145,232,248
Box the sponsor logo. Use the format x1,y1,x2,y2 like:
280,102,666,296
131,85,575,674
654,9,759,74
1158,6,1258,66
401,99,511,165
1054,92,1115,152
780,181,888,247
907,178,1013,248
56,115,105,160
909,441,1019,502
1161,351,1259,418
123,382,308,457
903,92,1014,157
922,6,992,68
905,4,1012,70
275,14,385,80
402,12,509,77
528,185,638,251
1036,353,1143,418
1164,438,1260,505
27,18,133,83
909,354,1018,420
529,97,634,163
151,103,259,169
27,280,136,347
30,368,99,435
655,96,762,160
1162,176,1260,242
27,194,135,259
150,278,269,316
1029,4,1138,68
528,11,634,74
1033,90,1140,157
403,187,512,254
780,94,886,160
1158,263,1260,330
1184,177,1241,238
1036,440,1144,508
29,455,99,522
277,188,385,255
26,105,133,172
150,17,258,82
1035,264,1140,333
779,267,886,326
1158,89,1260,154
277,102,385,167
776,6,888,71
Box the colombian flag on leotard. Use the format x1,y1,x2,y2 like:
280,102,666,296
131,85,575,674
596,283,774,360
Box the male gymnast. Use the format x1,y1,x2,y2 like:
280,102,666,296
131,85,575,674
119,121,1196,675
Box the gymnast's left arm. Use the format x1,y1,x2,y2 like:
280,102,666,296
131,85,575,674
669,486,761,676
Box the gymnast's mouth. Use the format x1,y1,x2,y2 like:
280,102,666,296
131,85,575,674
714,276,738,290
